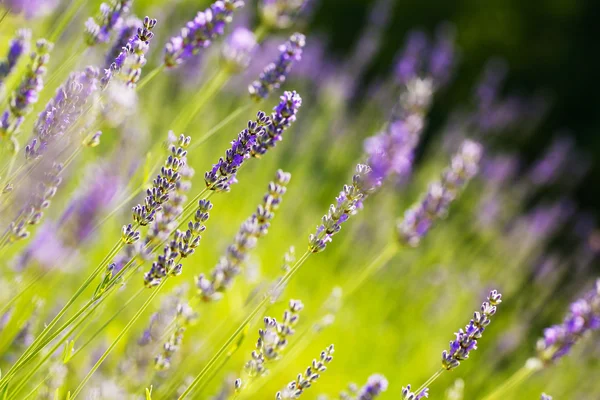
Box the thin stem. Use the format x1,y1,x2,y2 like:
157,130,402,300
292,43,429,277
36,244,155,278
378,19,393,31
48,0,87,42
137,64,165,91
71,284,166,399
0,269,50,317
189,103,254,151
177,251,312,399
343,242,398,298
481,358,543,400
415,368,444,395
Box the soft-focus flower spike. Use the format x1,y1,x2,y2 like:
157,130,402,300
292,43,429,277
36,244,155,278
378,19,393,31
235,299,303,392
105,16,142,69
441,290,502,370
164,0,245,68
143,198,212,287
4,0,59,19
276,344,334,399
85,0,133,46
197,170,291,301
308,164,379,253
1,39,53,148
259,0,307,29
398,140,482,247
251,90,301,157
221,27,257,73
541,394,553,400
536,279,600,363
0,29,31,82
355,374,388,400
395,31,428,85
249,33,305,101
101,16,157,89
427,24,456,88
401,384,429,400
154,301,198,370
25,66,100,160
8,163,63,242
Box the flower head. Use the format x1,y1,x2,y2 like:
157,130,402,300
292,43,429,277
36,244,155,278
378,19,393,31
0,29,31,81
441,290,502,370
357,374,388,400
164,0,244,68
85,0,132,46
401,385,428,400
249,33,305,101
221,27,257,72
276,344,334,399
536,279,600,363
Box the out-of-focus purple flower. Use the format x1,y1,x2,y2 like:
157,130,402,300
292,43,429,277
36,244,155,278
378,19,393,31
104,16,142,69
1,40,53,144
249,33,305,101
85,0,132,46
474,59,508,110
441,290,502,370
537,279,600,363
12,221,72,271
541,394,553,400
357,374,388,400
398,140,482,247
101,16,157,89
395,31,428,84
428,24,456,87
164,0,245,68
25,66,100,161
401,384,428,400
251,90,301,156
308,164,379,253
3,0,59,19
481,154,519,186
221,27,257,72
0,29,31,82
526,199,576,239
528,137,574,187
259,0,306,29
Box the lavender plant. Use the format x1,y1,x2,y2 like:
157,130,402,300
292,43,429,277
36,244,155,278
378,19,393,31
0,29,30,83
275,344,334,399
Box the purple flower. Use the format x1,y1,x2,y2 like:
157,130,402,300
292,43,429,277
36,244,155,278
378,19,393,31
357,374,388,400
251,90,302,157
537,279,600,363
401,385,428,400
398,140,482,246
197,170,291,301
85,0,132,46
394,31,428,84
101,16,157,89
259,0,307,29
25,66,100,161
1,39,53,143
441,290,502,370
104,17,142,69
249,33,305,101
541,394,553,400
164,0,245,68
308,164,379,253
0,29,31,81
3,0,59,18
528,137,574,187
221,27,257,72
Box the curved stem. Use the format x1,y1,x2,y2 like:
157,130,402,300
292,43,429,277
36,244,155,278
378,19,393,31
481,358,543,400
342,242,398,298
415,368,444,395
137,64,165,91
189,103,253,151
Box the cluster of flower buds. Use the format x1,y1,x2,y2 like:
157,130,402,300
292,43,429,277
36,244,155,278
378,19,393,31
154,302,198,370
401,385,428,400
441,290,502,370
0,29,30,82
252,91,302,157
276,344,334,399
85,0,132,46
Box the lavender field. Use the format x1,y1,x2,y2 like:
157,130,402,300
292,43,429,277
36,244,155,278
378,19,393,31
0,0,598,399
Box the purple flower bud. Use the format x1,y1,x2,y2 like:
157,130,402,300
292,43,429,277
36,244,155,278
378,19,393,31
221,27,257,72
164,0,245,68
357,374,388,400
0,29,31,81
249,33,305,101
401,384,429,400
537,279,600,363
85,0,132,46
441,290,502,370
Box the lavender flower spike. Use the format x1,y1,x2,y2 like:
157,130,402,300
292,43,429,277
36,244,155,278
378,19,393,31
235,300,303,392
441,290,502,370
0,29,31,82
249,33,305,101
401,385,428,400
398,140,482,247
252,91,302,157
541,394,553,400
1,40,53,147
197,170,291,301
221,27,257,73
536,279,600,363
85,0,132,46
101,16,157,89
105,17,142,68
357,374,388,400
308,164,379,253
260,0,307,29
275,344,334,399
164,0,245,68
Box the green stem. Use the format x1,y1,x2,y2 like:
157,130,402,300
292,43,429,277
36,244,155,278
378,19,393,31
70,283,166,399
137,64,165,91
177,251,312,399
342,242,398,298
415,368,444,395
481,358,543,400
48,0,87,42
189,103,254,151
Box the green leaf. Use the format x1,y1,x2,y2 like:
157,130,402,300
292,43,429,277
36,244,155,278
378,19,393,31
62,340,75,364
145,385,153,400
